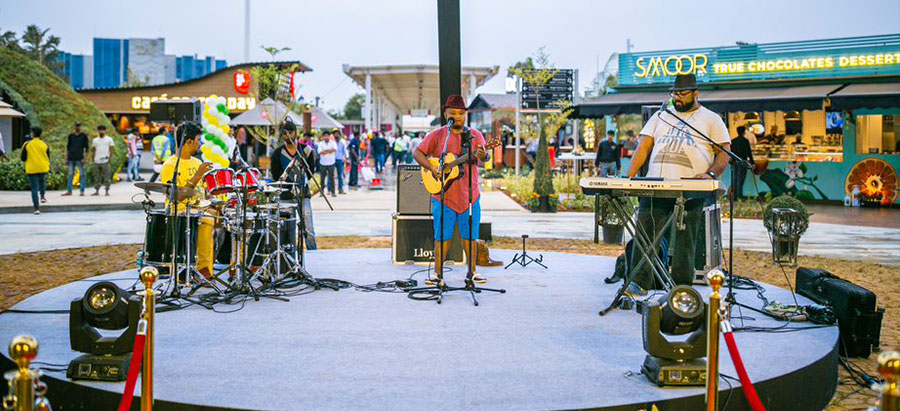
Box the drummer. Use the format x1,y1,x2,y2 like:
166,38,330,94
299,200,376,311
159,123,215,280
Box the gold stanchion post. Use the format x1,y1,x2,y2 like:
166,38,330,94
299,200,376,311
140,266,158,411
5,335,38,411
877,351,899,411
706,269,725,411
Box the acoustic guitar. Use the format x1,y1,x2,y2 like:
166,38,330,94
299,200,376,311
421,137,501,194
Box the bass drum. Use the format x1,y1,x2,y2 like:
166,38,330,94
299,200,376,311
142,210,200,267
219,211,298,268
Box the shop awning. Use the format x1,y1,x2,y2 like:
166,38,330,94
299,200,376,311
571,92,670,118
571,84,840,118
829,83,900,110
700,84,839,112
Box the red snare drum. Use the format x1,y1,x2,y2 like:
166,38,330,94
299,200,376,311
234,168,262,193
227,196,257,207
203,168,235,195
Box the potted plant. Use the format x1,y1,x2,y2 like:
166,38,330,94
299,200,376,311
528,192,559,213
596,195,636,244
763,194,810,265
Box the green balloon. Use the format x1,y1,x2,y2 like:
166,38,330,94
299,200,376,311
217,104,228,115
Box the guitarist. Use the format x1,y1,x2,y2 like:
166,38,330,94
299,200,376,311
413,94,489,285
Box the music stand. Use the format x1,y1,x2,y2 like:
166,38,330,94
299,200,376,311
504,235,546,269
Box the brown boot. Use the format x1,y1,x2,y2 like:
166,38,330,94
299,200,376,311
475,239,502,267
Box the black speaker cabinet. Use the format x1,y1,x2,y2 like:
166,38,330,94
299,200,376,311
796,267,884,357
396,165,431,215
392,215,464,265
150,99,202,123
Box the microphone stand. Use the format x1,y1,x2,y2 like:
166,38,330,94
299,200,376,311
660,104,753,302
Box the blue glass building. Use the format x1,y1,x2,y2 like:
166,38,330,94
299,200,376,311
93,38,128,89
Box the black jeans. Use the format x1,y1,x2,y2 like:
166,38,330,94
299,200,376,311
27,173,46,210
318,164,335,195
349,159,359,186
733,166,748,199
628,197,704,290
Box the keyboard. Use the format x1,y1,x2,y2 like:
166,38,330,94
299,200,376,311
580,177,720,199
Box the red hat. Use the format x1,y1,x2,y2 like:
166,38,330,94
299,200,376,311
441,94,467,110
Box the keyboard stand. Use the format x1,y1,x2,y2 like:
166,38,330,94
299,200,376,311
599,195,682,316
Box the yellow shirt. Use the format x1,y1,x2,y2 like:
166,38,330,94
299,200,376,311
23,138,50,174
160,156,204,211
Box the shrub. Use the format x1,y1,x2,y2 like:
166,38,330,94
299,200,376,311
763,194,810,237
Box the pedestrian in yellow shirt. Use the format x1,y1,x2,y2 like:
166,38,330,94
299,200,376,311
21,127,50,214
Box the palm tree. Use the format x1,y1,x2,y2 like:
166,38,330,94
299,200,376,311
21,25,62,72
0,26,20,52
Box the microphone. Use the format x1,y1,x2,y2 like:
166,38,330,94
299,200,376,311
657,98,673,118
446,117,455,128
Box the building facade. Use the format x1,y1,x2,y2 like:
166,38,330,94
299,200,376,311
58,37,227,90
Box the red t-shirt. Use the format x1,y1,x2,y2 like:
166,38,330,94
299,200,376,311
417,126,486,213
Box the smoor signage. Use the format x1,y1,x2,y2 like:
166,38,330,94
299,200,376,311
130,95,257,111
713,52,900,75
635,54,709,78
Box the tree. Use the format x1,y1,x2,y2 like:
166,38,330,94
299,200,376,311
261,45,290,61
509,47,568,211
341,93,365,120
0,26,20,52
21,25,62,74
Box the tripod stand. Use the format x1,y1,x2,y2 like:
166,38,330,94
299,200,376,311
504,235,546,269
406,124,505,306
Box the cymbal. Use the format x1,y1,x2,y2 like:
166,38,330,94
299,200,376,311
266,181,297,188
135,182,196,197
258,202,298,210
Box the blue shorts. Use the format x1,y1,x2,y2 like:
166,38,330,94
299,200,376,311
431,197,480,241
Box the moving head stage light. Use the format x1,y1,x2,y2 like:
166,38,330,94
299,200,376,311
641,285,708,387
67,281,141,381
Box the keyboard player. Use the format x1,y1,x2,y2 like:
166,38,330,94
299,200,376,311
624,73,730,296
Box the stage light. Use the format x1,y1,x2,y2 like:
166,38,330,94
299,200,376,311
641,285,708,387
67,281,141,381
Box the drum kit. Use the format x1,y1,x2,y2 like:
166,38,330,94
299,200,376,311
135,166,320,300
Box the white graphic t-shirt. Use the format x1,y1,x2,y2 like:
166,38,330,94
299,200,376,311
639,105,729,179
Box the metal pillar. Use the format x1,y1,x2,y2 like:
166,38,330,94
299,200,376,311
437,0,461,124
243,0,250,62
515,77,521,176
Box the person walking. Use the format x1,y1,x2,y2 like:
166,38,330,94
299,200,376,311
371,132,388,173
594,130,621,176
333,130,347,194
316,130,338,197
731,126,755,199
391,133,405,168
21,127,50,214
125,127,140,181
149,126,173,182
90,125,116,196
62,122,89,196
347,132,360,189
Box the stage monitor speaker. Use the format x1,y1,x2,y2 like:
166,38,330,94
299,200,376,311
796,267,884,358
392,214,464,265
397,165,431,215
149,99,202,124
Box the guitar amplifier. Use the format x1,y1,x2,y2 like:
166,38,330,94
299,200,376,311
392,214,464,265
397,165,431,215
796,267,884,358
693,204,723,284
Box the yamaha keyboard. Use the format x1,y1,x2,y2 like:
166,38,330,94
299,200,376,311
580,177,720,199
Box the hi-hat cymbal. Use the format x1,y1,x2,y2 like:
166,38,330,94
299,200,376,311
266,181,296,188
135,182,196,197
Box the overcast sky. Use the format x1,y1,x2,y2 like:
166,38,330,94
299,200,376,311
2,0,899,112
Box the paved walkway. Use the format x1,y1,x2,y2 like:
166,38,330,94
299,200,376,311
0,165,897,265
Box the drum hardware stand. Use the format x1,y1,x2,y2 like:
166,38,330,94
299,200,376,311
598,195,679,316
281,142,340,291
504,235,546,269
407,124,505,306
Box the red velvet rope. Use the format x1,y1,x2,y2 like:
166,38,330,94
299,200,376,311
118,334,146,411
723,331,767,411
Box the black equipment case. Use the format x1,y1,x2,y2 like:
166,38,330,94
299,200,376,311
796,267,884,358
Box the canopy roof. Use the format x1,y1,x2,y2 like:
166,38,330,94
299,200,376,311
230,98,302,126
342,64,499,115
830,82,900,110
0,100,25,118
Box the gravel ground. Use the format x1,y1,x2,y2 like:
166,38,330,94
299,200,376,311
0,237,895,410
